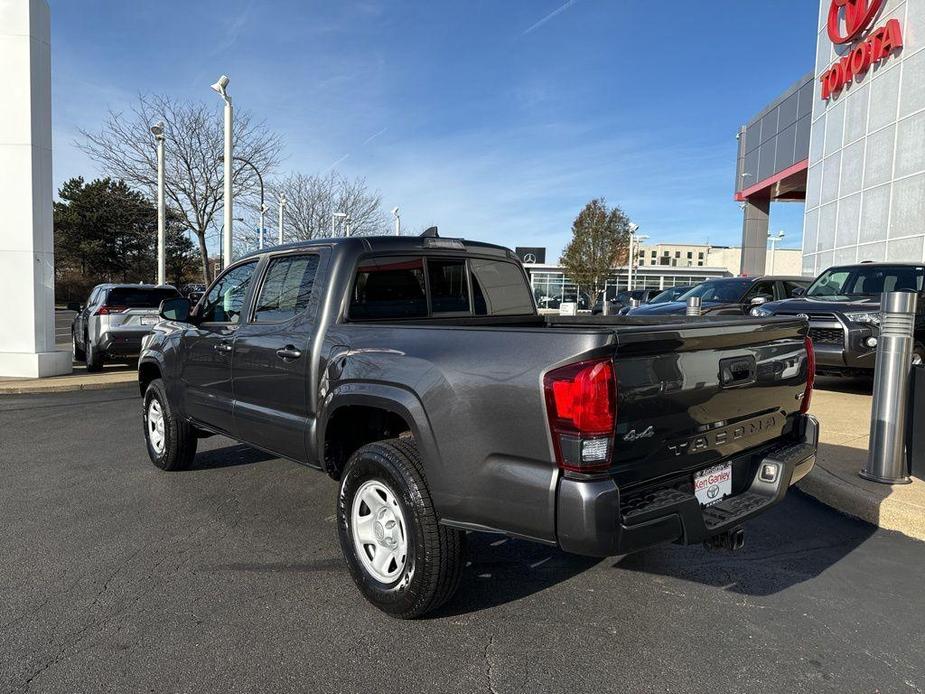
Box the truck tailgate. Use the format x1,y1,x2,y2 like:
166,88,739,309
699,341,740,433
606,317,810,490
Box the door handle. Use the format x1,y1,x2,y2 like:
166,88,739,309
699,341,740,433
276,346,302,360
214,342,233,353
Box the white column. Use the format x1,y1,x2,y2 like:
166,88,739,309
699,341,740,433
0,0,70,377
221,98,233,267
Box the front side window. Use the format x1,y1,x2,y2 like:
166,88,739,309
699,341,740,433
198,261,258,323
470,258,534,315
350,257,426,319
253,254,321,322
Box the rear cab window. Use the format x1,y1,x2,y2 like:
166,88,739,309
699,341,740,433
348,255,534,321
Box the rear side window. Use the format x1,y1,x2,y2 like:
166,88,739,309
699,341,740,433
253,254,320,323
350,257,426,319
470,259,534,315
428,259,469,313
105,287,180,308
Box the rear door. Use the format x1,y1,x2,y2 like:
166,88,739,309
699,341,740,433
180,260,259,435
232,251,325,461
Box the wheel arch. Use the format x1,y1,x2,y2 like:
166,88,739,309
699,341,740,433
319,383,442,482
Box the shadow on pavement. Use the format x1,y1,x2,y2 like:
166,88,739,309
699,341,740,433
432,533,601,618
613,492,876,596
190,443,278,470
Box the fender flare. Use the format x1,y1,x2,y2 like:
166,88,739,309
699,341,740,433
318,382,442,478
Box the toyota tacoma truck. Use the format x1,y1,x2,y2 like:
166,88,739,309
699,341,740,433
138,232,818,618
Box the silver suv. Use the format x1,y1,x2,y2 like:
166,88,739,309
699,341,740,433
69,284,180,372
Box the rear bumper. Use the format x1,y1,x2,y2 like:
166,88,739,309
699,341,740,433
555,415,819,557
98,330,151,356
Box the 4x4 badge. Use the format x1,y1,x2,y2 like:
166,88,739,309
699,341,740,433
624,426,655,442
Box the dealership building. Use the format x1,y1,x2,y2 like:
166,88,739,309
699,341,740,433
735,0,925,277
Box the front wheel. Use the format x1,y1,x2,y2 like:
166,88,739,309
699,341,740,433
913,343,925,366
337,439,465,619
85,335,104,373
72,330,85,362
143,378,197,471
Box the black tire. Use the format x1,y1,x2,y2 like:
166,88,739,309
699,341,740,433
142,378,197,471
72,330,85,362
337,438,465,619
85,335,104,373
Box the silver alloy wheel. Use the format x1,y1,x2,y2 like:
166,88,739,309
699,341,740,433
913,352,923,366
147,398,166,455
351,480,408,583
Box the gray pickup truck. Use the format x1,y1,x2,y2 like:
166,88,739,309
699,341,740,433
138,232,818,618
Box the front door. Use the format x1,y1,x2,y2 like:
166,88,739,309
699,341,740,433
232,252,324,462
180,260,259,435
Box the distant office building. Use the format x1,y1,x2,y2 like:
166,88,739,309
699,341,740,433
637,243,803,276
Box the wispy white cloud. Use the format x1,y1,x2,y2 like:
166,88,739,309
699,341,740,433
322,153,351,173
522,0,578,36
362,127,388,146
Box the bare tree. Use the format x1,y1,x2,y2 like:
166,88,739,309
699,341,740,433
254,171,388,245
78,94,282,283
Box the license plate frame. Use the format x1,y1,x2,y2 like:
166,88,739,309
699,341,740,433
694,463,732,507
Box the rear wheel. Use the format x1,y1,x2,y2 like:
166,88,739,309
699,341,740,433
85,335,104,373
337,439,465,619
143,378,197,471
913,343,925,366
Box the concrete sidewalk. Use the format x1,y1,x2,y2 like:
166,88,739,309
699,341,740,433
799,379,925,542
0,362,136,394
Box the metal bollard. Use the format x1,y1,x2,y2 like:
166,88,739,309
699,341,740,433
860,291,917,485
602,300,611,316
629,298,641,309
686,296,702,317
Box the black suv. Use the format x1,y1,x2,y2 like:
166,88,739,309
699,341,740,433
628,276,809,316
752,263,925,376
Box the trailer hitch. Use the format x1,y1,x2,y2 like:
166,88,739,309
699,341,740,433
704,527,745,552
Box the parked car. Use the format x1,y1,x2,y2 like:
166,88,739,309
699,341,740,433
138,234,817,618
540,291,591,311
751,262,925,376
181,283,206,304
627,276,810,316
592,289,657,315
614,285,695,316
69,284,180,372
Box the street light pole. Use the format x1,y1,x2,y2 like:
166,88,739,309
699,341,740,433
332,211,347,237
150,121,166,285
260,204,268,249
768,230,785,275
217,217,244,268
392,207,400,236
627,224,640,291
278,193,287,244
211,75,233,268
226,155,265,250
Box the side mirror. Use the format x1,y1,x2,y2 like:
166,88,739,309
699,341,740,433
750,296,769,306
791,287,806,297
160,297,192,322
66,301,82,312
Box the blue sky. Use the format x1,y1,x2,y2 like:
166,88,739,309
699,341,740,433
49,0,818,260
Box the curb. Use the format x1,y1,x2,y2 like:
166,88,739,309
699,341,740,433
798,465,925,542
0,374,137,395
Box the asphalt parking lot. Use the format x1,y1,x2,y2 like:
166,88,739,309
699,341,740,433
2,386,924,694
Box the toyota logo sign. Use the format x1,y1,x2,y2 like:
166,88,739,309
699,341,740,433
828,0,884,44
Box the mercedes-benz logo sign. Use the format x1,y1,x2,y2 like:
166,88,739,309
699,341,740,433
523,253,537,264
828,0,884,44
707,485,720,499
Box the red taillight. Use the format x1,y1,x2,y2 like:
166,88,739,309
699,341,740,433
94,305,127,316
544,359,617,472
801,336,815,414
